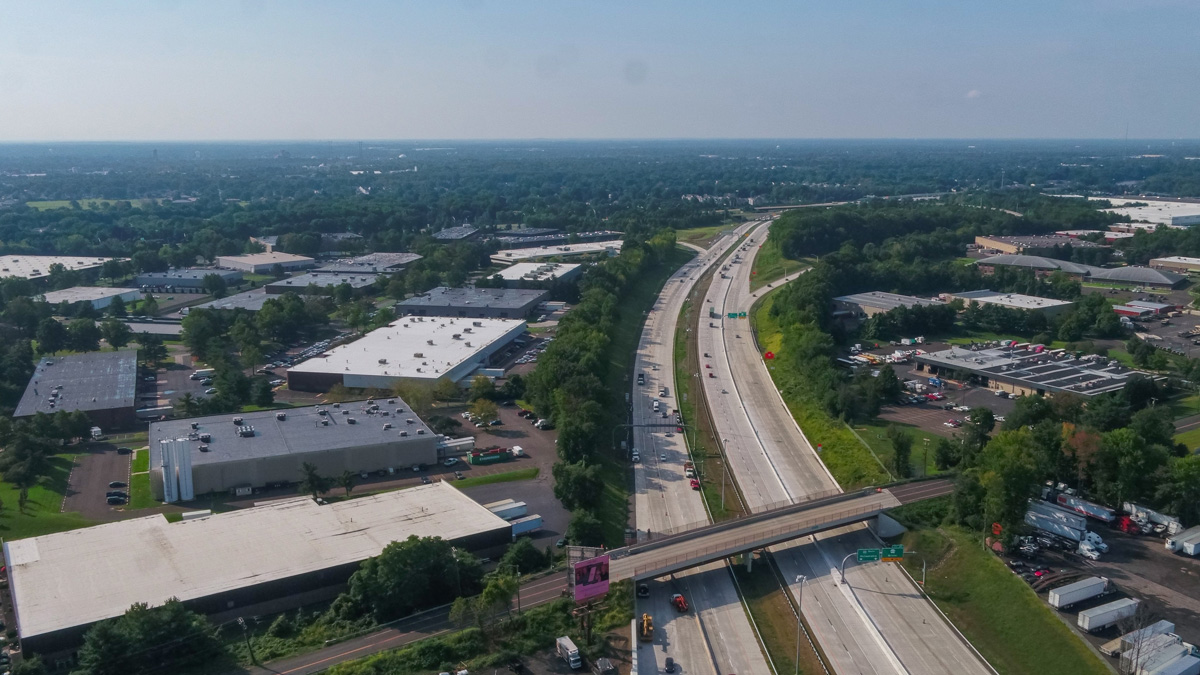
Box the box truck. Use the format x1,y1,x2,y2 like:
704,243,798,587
1165,526,1200,555
1048,576,1110,610
1078,598,1140,632
489,501,527,521
510,514,543,540
1119,620,1176,655
556,636,582,670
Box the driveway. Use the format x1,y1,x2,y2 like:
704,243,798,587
62,443,133,520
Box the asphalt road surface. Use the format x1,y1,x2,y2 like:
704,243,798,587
698,221,993,675
631,221,772,675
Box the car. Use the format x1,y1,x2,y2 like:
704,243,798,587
108,481,127,488
995,415,1006,423
705,364,711,368
143,376,157,382
270,379,285,386
660,411,668,418
443,457,459,466
107,496,127,505
489,419,502,426
631,454,641,463
200,378,213,385
204,388,218,395
636,583,650,598
116,446,132,454
455,471,465,480
689,479,700,490
671,593,689,612
665,657,676,673
411,464,422,472
359,471,369,479
659,452,667,461
676,426,683,433
556,538,566,548
421,475,431,485
107,490,128,498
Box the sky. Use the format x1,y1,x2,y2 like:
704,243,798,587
1,1,1198,141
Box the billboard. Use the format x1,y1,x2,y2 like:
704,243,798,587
573,555,611,603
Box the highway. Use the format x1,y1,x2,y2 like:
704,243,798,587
631,221,771,675
697,221,994,675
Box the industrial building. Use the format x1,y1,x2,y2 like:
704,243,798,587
397,287,548,319
148,400,439,499
287,316,526,391
40,286,141,311
1100,197,1200,227
915,344,1151,397
3,482,510,653
490,240,623,265
1088,266,1185,288
975,255,1185,288
0,255,115,281
947,290,1074,316
1055,229,1135,242
14,351,138,429
490,262,583,288
251,232,364,253
431,225,479,241
1150,256,1200,275
136,268,244,290
974,234,1106,254
832,291,945,319
264,272,379,295
185,288,272,314
315,252,423,275
1125,299,1175,314
496,230,622,248
215,252,315,274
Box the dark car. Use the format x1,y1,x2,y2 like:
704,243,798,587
107,496,127,505
454,471,465,480
107,490,128,498
420,475,431,485
108,481,128,488
637,583,650,598
665,657,676,673
116,447,133,455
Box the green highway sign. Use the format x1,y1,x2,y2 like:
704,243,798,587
738,312,747,318
881,544,905,562
728,312,737,319
857,548,881,563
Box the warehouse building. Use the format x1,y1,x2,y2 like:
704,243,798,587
148,400,439,499
397,287,548,319
184,288,271,314
136,268,244,291
915,344,1151,398
947,290,1074,317
832,291,945,319
490,262,583,288
0,255,115,281
215,252,314,274
288,317,526,391
974,235,1106,254
3,482,510,654
496,230,622,248
40,286,141,311
314,252,423,275
975,254,1096,278
1100,198,1200,227
431,225,479,241
1150,256,1200,275
265,272,379,295
490,240,623,265
14,351,138,429
1088,266,1185,288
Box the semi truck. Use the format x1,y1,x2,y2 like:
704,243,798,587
1119,620,1176,656
469,447,513,465
1054,492,1115,523
1124,502,1183,536
556,636,582,670
1148,656,1200,675
1122,633,1188,675
1048,576,1110,610
1025,510,1108,551
1165,526,1200,556
1078,598,1140,632
489,501,527,521
1028,500,1088,530
510,514,543,540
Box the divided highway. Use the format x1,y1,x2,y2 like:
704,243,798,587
631,221,771,675
697,222,994,675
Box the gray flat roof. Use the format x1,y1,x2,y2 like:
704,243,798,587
915,345,1149,396
978,234,1107,249
1089,266,1185,286
833,291,944,312
4,483,509,640
432,225,478,240
267,272,379,290
315,252,423,274
40,287,140,305
975,254,1099,275
15,351,138,417
138,269,243,282
188,288,271,312
149,400,434,468
398,287,548,311
951,290,1073,310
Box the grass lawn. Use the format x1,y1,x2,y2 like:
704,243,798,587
850,419,946,479
128,472,156,509
753,294,890,488
749,238,805,291
25,198,152,210
0,453,95,541
1168,392,1200,420
1106,348,1135,367
596,245,697,546
892,521,1108,675
1174,426,1200,452
677,224,731,248
131,448,150,473
453,467,539,489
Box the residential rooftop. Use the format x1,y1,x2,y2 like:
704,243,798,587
288,316,526,381
3,483,508,642
397,287,548,311
148,400,432,468
14,351,138,417
0,255,115,281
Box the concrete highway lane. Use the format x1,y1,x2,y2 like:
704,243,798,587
698,221,993,675
631,221,772,675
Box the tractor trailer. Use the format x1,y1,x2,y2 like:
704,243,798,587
1078,598,1140,632
1048,576,1110,610
1165,526,1200,556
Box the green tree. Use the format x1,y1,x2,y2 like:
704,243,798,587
392,381,434,417
107,294,128,318
499,537,547,574
1156,454,1200,527
298,462,331,500
10,655,48,675
35,317,67,354
432,376,459,402
139,332,168,365
1082,394,1131,432
140,294,159,316
468,375,495,402
499,373,526,400
74,599,220,675
887,425,912,478
933,437,960,470
468,398,498,423
566,509,605,546
201,273,228,299
250,378,275,407
341,535,483,622
68,317,102,351
100,320,133,350
961,407,996,465
977,429,1039,534
552,461,604,510
339,470,356,497
1089,428,1169,507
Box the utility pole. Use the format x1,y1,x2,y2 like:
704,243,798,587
237,617,257,665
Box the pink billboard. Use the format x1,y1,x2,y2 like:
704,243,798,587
573,555,611,603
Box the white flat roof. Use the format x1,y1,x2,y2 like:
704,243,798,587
289,316,525,380
4,483,508,640
1151,256,1200,265
494,262,582,282
217,252,314,265
0,255,116,280
953,291,1073,310
40,286,140,304
490,240,622,264
1096,198,1200,225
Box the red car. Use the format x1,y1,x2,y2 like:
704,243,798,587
708,372,716,378
689,479,700,490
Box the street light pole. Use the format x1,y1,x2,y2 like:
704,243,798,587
794,574,806,675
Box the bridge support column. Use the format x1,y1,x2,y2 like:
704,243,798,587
743,551,753,573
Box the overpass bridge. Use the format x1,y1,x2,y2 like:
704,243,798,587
609,479,951,582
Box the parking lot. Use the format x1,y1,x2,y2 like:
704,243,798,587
872,358,1018,438
62,442,134,519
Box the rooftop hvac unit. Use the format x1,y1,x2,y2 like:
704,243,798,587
427,339,435,345
472,321,482,327
321,419,329,426
400,430,408,437
452,334,462,340
465,342,472,347
413,352,424,358
406,418,415,424
276,412,287,421
347,418,356,424
233,416,244,425
417,429,425,435
383,423,392,430
378,358,388,364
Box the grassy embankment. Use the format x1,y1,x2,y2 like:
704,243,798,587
596,245,697,546
748,237,807,291
752,293,890,488
676,224,731,248
454,468,539,489
889,499,1109,675
849,421,945,478
0,452,93,540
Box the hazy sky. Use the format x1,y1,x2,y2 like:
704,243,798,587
2,1,1198,141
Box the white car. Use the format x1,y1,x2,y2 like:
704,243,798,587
204,388,217,395
443,458,459,467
